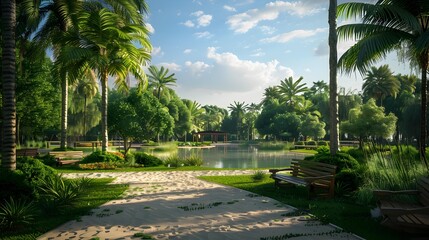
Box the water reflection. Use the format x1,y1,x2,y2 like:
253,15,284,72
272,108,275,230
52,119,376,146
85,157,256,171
145,144,311,169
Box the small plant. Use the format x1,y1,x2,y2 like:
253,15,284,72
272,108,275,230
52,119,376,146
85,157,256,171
81,151,124,164
163,154,183,167
78,162,117,170
251,170,267,182
133,232,154,239
0,197,35,230
183,154,203,166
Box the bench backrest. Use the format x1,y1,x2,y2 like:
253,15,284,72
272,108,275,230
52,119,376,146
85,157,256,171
418,177,429,206
291,160,337,188
16,148,38,156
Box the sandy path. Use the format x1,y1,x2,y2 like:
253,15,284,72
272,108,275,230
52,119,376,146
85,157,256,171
38,170,361,240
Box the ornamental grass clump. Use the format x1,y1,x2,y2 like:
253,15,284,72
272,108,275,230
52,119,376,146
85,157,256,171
183,154,203,166
251,170,267,182
0,197,35,230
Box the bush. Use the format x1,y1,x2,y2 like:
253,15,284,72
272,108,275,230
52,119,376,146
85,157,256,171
36,154,57,167
81,151,124,164
251,170,267,182
78,162,117,170
392,145,419,162
0,169,33,202
183,155,203,166
317,141,328,146
16,157,57,190
134,152,163,167
164,154,183,167
344,148,366,164
295,141,305,146
0,197,35,230
306,141,317,146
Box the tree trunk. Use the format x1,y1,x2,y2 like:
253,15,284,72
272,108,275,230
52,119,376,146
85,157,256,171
60,75,68,149
1,0,17,170
83,95,87,141
329,0,340,155
419,52,428,167
101,72,109,152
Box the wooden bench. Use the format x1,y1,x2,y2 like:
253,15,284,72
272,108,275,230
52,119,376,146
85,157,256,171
16,148,39,157
50,151,84,166
373,177,429,233
269,160,337,198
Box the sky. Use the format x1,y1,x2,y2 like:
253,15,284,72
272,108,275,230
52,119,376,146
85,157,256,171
144,0,412,108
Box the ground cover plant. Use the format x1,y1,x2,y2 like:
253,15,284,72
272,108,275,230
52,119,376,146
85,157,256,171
199,175,409,240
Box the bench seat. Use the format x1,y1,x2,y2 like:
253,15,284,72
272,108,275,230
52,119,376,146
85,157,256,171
50,151,84,166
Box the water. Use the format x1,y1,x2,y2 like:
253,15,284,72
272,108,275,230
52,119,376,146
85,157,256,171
148,144,311,169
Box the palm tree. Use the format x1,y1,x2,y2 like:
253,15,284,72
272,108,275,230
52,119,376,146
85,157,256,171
148,66,177,100
228,101,248,140
1,0,17,170
337,0,429,162
261,86,280,106
329,0,339,154
74,70,98,140
59,8,151,152
277,76,308,106
362,65,400,106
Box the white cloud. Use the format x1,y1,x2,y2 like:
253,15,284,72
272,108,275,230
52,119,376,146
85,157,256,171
191,10,204,17
183,49,192,54
183,20,195,28
259,25,276,35
146,23,155,34
197,14,213,27
194,31,214,39
261,28,326,43
185,61,211,77
227,1,324,33
224,5,236,12
158,62,182,72
151,46,163,56
250,48,265,57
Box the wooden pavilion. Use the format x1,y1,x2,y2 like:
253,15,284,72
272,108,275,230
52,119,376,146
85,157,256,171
193,131,228,143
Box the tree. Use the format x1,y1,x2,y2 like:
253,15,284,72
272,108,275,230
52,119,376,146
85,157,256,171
362,65,400,106
277,76,308,106
341,99,397,148
1,0,17,170
272,113,302,141
329,0,339,154
74,70,98,140
300,113,326,140
228,101,248,140
148,66,177,100
59,8,152,152
183,99,205,135
261,86,280,106
337,0,429,163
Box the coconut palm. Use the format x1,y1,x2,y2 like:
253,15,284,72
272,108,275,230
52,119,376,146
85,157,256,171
337,0,429,162
261,86,280,106
58,8,151,152
1,0,17,170
277,76,308,106
147,66,177,100
228,101,249,140
329,0,339,154
74,70,98,140
362,65,400,106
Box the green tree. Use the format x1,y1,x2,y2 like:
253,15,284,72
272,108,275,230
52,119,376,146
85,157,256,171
148,66,177,100
362,65,400,106
228,101,248,140
341,99,397,148
277,76,308,106
59,8,152,152
183,99,205,135
272,112,301,141
74,70,98,140
261,86,280,106
1,0,17,170
337,0,429,162
299,113,326,140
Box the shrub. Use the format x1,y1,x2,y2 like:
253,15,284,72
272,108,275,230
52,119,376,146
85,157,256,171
317,141,328,146
0,169,33,202
16,157,57,190
134,152,163,167
36,154,57,167
391,145,419,162
251,170,267,182
78,162,117,170
0,197,35,230
257,142,291,151
295,141,305,146
344,148,366,164
183,155,203,166
164,154,183,167
81,151,124,164
306,141,317,146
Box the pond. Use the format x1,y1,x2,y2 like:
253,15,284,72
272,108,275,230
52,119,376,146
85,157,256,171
145,144,312,169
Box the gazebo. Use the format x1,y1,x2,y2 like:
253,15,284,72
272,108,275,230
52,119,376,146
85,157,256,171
193,131,228,143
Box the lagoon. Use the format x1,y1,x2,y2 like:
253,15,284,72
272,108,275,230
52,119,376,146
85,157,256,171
146,144,311,169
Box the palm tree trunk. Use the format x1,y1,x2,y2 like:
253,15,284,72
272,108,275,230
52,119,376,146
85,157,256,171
83,95,87,141
329,0,340,155
419,52,428,167
1,0,17,170
101,72,109,152
60,75,68,149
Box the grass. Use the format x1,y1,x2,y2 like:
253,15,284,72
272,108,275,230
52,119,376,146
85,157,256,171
54,165,233,173
1,178,128,240
289,149,317,154
199,175,410,240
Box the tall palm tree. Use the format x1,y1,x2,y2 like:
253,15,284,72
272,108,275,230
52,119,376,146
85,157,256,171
277,76,308,106
261,86,280,106
75,70,98,140
337,0,429,162
329,0,339,154
362,65,400,106
59,8,151,152
228,101,248,140
147,66,177,100
1,0,17,170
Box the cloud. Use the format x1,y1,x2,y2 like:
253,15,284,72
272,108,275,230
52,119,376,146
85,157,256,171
183,49,192,54
158,62,182,72
313,39,357,57
250,48,265,57
194,31,214,39
259,25,276,35
146,23,155,34
178,47,293,92
185,11,213,28
261,28,326,43
151,46,163,56
227,1,324,33
223,5,236,12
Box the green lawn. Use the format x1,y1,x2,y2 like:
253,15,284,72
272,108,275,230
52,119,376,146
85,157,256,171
199,175,411,240
2,178,128,240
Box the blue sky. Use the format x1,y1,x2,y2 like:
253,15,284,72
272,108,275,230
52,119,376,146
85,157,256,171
145,0,411,108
